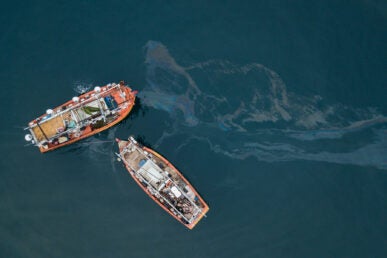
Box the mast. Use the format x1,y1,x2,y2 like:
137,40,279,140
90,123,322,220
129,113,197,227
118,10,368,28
96,98,106,121
70,109,79,124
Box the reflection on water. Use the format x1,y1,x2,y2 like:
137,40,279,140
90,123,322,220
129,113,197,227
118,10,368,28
139,41,387,169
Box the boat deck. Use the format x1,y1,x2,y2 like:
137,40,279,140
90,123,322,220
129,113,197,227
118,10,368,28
119,139,209,228
27,83,136,153
31,111,71,142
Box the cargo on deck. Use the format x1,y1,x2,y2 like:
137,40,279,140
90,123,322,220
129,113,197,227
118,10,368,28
116,136,209,229
25,81,136,153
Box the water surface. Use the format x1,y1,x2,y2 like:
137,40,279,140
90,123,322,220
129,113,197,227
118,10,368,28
1,1,386,257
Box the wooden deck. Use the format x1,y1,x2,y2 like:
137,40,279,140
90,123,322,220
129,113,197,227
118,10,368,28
31,114,68,142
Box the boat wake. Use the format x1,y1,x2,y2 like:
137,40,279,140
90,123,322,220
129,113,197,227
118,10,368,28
59,127,118,162
84,126,118,161
73,81,93,94
139,41,387,170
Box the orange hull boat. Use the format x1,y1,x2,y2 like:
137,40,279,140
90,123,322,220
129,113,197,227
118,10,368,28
25,81,136,153
116,137,209,229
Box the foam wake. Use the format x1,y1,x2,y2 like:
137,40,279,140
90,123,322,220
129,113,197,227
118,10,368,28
73,81,93,95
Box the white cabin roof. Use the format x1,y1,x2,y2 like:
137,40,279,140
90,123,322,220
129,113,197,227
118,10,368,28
171,186,182,198
138,160,164,183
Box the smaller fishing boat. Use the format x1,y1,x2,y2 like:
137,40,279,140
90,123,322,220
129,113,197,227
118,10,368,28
116,137,209,229
24,81,136,153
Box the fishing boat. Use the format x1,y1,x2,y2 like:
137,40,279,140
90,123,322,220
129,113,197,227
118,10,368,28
24,81,137,153
116,137,209,229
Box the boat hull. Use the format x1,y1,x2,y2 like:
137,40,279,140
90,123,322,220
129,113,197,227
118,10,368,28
27,83,136,153
117,138,209,229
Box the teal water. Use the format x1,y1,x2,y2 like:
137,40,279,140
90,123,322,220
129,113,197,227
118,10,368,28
1,1,386,257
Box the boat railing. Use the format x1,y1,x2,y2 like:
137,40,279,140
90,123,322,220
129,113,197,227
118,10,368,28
25,84,127,131
124,141,206,221
115,152,192,224
34,113,115,145
133,143,204,217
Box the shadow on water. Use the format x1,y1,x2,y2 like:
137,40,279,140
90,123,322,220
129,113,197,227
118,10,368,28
135,134,153,148
112,97,148,130
128,97,148,120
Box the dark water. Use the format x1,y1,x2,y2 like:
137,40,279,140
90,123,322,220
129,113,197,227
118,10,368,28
1,1,386,257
